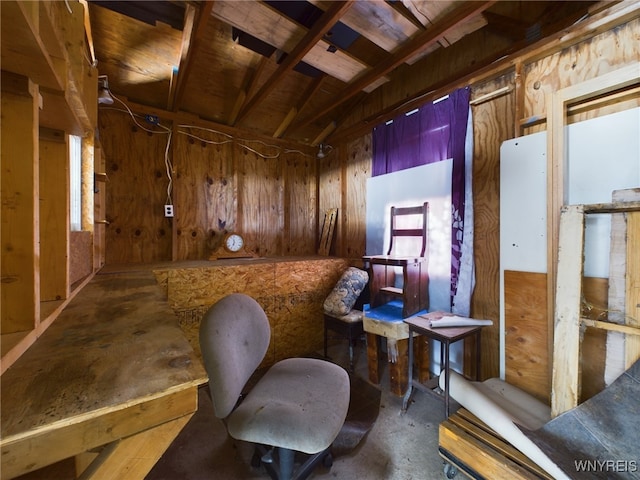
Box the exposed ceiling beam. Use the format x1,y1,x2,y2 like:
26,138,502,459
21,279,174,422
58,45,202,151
388,1,427,31
295,1,497,131
235,1,354,125
328,0,639,144
168,1,214,112
210,1,386,91
229,55,271,125
273,74,326,138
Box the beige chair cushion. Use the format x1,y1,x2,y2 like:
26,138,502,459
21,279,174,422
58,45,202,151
227,357,350,454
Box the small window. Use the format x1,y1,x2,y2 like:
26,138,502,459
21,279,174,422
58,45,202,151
69,134,82,231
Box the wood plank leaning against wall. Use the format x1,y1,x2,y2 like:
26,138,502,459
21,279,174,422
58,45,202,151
98,111,317,264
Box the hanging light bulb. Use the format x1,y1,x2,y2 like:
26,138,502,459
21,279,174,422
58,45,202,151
98,75,114,105
317,144,326,159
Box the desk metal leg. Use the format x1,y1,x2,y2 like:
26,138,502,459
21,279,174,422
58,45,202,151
444,340,450,418
401,330,415,413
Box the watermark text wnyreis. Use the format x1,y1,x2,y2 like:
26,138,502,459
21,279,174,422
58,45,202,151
574,459,638,473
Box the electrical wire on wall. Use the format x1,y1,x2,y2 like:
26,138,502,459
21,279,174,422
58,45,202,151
99,89,325,218
175,124,312,160
100,93,174,211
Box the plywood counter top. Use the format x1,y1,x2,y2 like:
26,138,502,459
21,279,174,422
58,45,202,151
0,269,207,479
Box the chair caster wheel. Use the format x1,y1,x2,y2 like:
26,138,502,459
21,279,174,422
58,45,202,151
322,452,334,468
443,462,458,478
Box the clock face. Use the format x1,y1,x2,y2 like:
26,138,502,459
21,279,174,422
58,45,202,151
225,233,244,252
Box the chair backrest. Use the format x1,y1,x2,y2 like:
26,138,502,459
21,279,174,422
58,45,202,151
386,201,429,256
199,293,271,419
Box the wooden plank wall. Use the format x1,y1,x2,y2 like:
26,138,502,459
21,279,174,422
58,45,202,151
342,137,369,262
523,17,640,132
318,143,343,256
99,112,317,263
468,74,515,380
171,126,236,260
99,111,174,264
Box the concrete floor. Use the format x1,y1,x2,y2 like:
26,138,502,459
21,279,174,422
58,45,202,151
147,342,456,480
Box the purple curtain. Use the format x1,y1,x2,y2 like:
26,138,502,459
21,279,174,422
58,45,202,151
372,87,470,306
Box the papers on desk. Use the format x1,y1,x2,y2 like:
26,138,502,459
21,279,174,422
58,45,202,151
426,316,493,328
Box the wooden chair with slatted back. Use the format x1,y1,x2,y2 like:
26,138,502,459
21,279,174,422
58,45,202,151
363,201,429,318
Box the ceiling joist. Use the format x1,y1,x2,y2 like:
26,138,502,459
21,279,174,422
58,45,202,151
235,1,355,124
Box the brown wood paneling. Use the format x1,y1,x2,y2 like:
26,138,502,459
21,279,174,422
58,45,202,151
283,151,317,255
504,270,609,404
318,144,343,256
100,110,173,264
99,110,318,263
172,126,235,260
470,75,515,380
504,270,549,403
523,18,640,134
343,135,370,262
239,147,283,257
581,276,608,402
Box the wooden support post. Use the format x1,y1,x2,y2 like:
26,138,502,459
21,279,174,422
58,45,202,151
39,129,70,302
551,205,585,417
1,72,40,333
366,332,381,385
606,188,640,383
389,338,409,396
625,208,640,369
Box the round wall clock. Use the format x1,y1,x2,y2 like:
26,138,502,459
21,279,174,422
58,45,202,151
224,232,245,252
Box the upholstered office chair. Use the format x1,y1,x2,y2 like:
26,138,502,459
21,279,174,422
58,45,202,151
323,267,369,372
200,293,350,480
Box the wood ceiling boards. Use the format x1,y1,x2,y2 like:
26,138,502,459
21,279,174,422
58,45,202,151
87,0,598,146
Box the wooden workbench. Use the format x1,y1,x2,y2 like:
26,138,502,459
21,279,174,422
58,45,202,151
0,269,207,479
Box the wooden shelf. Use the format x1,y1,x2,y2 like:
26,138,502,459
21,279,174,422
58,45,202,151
0,1,65,90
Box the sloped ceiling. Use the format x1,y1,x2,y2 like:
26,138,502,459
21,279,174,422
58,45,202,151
88,0,597,146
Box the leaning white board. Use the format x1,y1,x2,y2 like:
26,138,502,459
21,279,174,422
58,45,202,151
499,107,640,377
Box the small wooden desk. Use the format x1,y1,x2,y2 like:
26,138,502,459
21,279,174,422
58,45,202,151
402,312,483,417
0,269,207,479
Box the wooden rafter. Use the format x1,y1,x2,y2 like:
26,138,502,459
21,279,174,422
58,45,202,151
328,0,640,144
235,1,354,125
483,11,529,41
273,74,326,138
168,1,214,112
230,55,271,126
296,1,496,131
